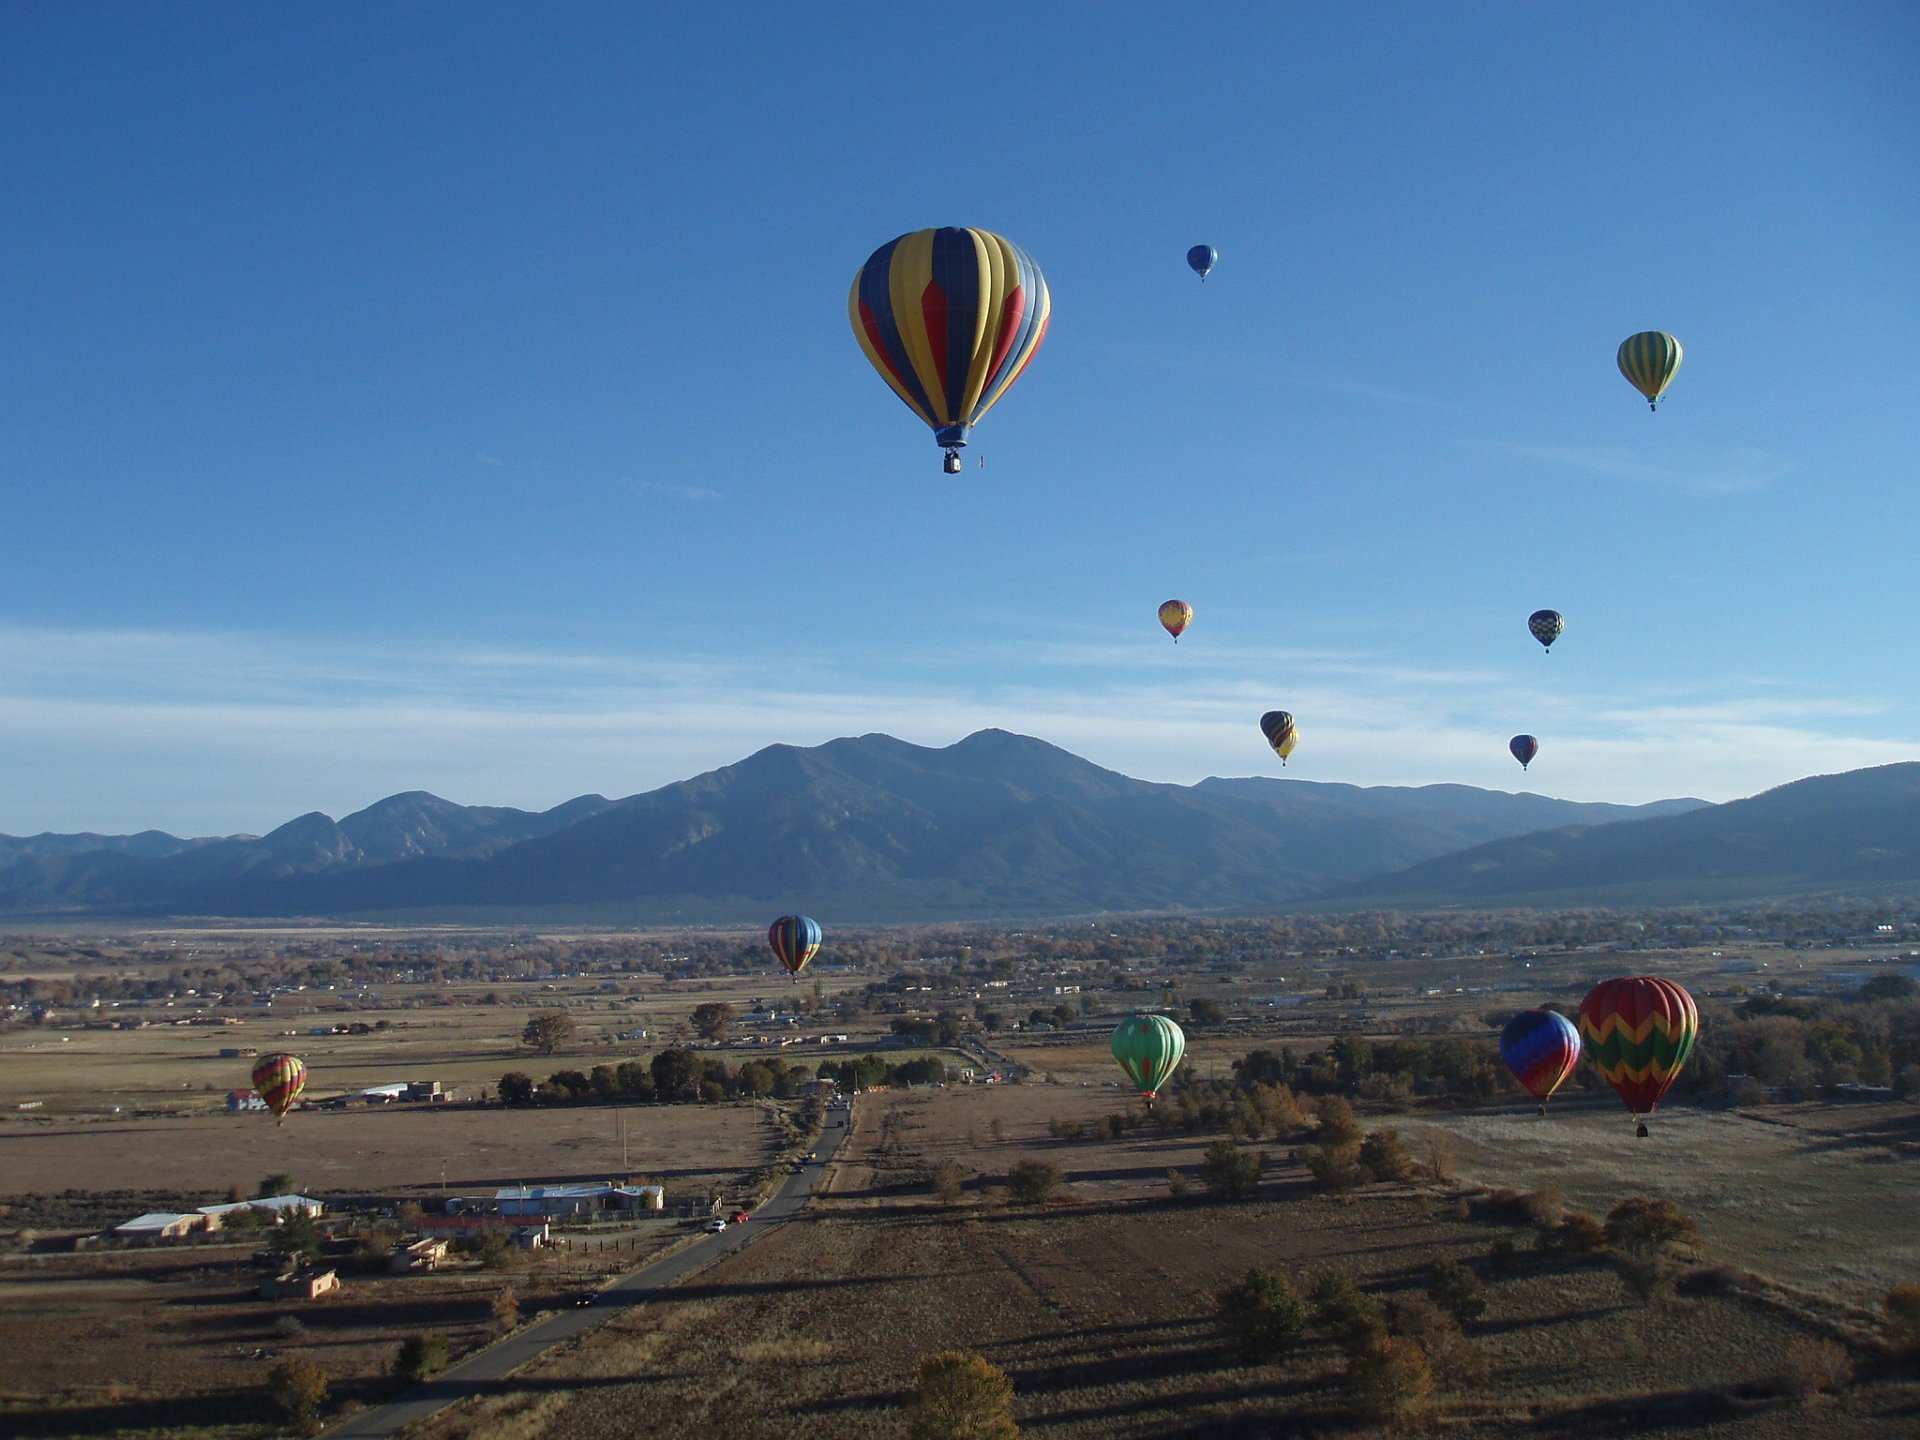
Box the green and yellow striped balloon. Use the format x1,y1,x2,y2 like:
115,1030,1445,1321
1617,331,1682,411
1110,1013,1186,1102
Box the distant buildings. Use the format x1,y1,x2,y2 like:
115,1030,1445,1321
494,1184,664,1218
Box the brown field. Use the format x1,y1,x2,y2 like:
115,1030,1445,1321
0,1100,783,1202
409,1089,1920,1440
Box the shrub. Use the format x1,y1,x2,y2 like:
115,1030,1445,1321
1426,1259,1487,1322
1201,1140,1262,1201
1882,1283,1920,1354
490,1285,520,1334
1605,1196,1699,1261
1357,1130,1415,1183
1557,1213,1607,1255
1345,1334,1432,1420
905,1349,1019,1440
1387,1298,1489,1388
393,1332,450,1383
1165,1168,1191,1199
1005,1159,1059,1205
1616,1254,1674,1308
1216,1267,1307,1362
933,1161,967,1205
267,1355,330,1435
1779,1338,1853,1397
1310,1272,1386,1352
273,1314,306,1339
1520,1187,1564,1229
1306,1142,1363,1193
1487,1237,1518,1273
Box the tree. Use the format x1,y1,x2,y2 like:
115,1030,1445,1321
905,1350,1019,1440
393,1332,450,1383
1310,1272,1386,1353
1005,1159,1060,1204
1345,1334,1432,1420
1425,1260,1487,1322
651,1048,702,1101
258,1173,296,1198
267,1355,330,1435
273,1210,322,1264
1358,1130,1415,1183
1200,1140,1262,1201
491,1284,521,1334
1217,1266,1307,1362
1188,997,1228,1026
1604,1196,1698,1261
521,1009,576,1056
691,1002,736,1042
497,1071,535,1105
1314,1096,1362,1147
1882,1283,1920,1355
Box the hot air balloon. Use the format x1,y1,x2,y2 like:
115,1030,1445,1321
1500,1010,1581,1115
1528,609,1564,653
1260,711,1298,766
1618,331,1682,411
1158,600,1193,642
1510,734,1539,770
250,1053,307,1125
1110,1013,1186,1104
1578,977,1699,1136
849,228,1051,473
1186,244,1216,280
768,914,822,981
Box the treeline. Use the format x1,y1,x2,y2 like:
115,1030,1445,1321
498,1049,952,1106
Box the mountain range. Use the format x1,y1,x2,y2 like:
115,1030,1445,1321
0,729,1912,921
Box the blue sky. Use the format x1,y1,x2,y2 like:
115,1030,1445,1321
2,2,1916,834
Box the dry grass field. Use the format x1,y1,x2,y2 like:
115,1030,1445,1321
404,1088,1920,1440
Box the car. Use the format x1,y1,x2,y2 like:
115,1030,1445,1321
704,1217,728,1233
730,1210,752,1224
574,1291,597,1307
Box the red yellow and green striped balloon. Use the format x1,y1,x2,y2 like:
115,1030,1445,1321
768,914,822,980
250,1052,308,1125
1110,1013,1186,1102
1577,977,1698,1136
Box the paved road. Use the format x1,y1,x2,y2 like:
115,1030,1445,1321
323,1114,850,1439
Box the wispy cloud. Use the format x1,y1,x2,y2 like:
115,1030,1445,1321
629,480,723,501
0,623,1912,835
1475,440,1793,496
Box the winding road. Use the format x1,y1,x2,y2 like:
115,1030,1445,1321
323,1112,849,1439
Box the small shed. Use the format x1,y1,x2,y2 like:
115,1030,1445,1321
390,1237,450,1273
261,1267,339,1301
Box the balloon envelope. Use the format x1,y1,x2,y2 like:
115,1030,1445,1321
1617,331,1682,409
1510,734,1539,769
849,228,1050,458
768,915,822,976
1158,599,1192,640
250,1053,307,1122
1186,244,1216,279
1260,710,1298,765
1111,1013,1186,1098
1500,1010,1581,1105
1578,977,1699,1122
1528,610,1564,651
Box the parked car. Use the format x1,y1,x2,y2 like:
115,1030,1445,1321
704,1217,728,1233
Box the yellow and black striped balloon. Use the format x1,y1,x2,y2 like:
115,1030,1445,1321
1617,331,1682,410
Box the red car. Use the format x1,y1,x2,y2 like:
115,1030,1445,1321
730,1210,752,1224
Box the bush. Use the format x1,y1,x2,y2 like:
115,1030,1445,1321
1779,1338,1853,1397
1616,1254,1674,1308
1387,1298,1490,1388
273,1314,306,1339
905,1349,1019,1440
1557,1213,1607,1255
393,1332,450,1383
1306,1142,1363,1193
1426,1259,1487,1322
1357,1130,1415,1183
490,1285,520,1334
1520,1187,1564,1229
1216,1266,1308,1362
1310,1272,1386,1352
1345,1334,1432,1420
1882,1283,1920,1354
1165,1168,1190,1199
1604,1196,1699,1261
1005,1159,1060,1205
1487,1238,1518,1273
933,1161,966,1205
267,1355,330,1435
1201,1140,1262,1201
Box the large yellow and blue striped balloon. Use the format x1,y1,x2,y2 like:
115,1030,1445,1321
850,228,1050,469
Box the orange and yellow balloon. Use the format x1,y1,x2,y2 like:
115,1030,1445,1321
1158,600,1192,642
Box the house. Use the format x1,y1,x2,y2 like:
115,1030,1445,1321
494,1184,664,1218
403,1080,444,1102
390,1237,450,1272
197,1194,324,1224
114,1212,211,1242
261,1267,339,1301
217,1047,259,1059
227,1089,268,1113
